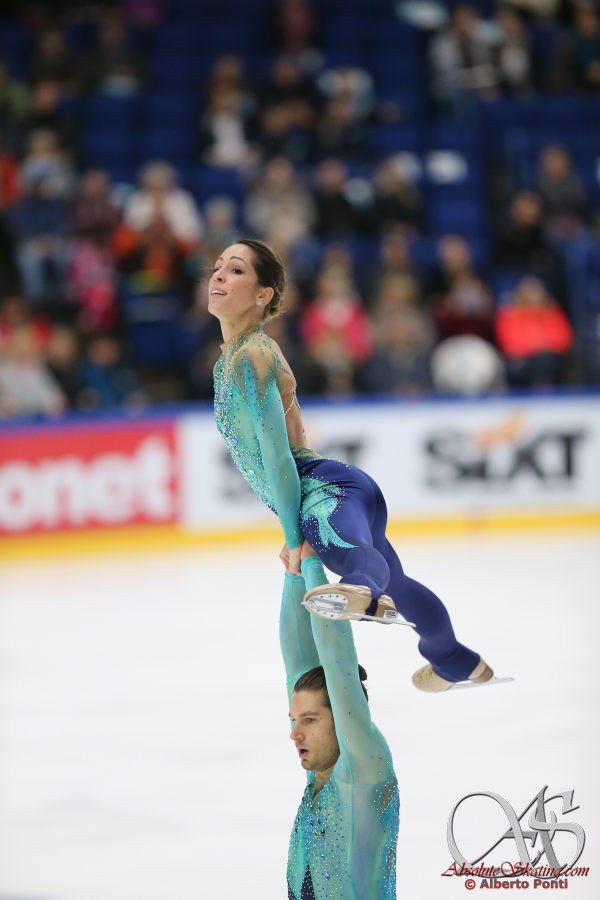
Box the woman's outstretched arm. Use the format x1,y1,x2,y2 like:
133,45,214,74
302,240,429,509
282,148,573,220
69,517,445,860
231,342,303,554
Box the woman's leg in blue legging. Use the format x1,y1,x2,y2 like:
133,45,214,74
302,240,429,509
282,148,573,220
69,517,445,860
300,462,480,681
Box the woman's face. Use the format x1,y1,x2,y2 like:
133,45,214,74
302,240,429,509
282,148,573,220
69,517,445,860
207,243,271,322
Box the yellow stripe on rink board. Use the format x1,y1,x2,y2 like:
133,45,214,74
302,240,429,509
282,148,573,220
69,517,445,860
1,508,600,564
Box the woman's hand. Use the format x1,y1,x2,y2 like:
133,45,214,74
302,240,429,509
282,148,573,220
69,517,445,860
279,540,317,574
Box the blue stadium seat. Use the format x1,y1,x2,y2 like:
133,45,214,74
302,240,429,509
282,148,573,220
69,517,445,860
136,127,193,164
86,95,141,126
121,292,184,369
187,165,245,204
143,91,197,124
82,128,135,165
0,23,30,77
374,124,421,158
151,53,204,86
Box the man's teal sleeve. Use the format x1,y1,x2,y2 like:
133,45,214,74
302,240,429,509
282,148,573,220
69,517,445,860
279,570,323,705
301,556,393,784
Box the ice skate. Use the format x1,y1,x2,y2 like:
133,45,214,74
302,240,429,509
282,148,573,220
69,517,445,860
302,583,416,627
412,658,513,692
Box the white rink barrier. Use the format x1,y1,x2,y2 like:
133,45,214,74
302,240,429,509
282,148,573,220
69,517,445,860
180,393,600,529
1,393,600,539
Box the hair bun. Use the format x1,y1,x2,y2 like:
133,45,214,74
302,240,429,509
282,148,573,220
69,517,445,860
358,664,368,682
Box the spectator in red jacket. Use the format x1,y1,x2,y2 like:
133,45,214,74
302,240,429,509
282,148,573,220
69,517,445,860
495,276,573,388
300,269,373,363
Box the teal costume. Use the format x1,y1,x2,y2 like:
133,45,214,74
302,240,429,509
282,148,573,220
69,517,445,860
281,555,399,899
213,324,482,683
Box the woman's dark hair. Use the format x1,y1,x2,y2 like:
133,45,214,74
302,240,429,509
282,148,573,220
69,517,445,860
294,665,369,705
236,237,286,321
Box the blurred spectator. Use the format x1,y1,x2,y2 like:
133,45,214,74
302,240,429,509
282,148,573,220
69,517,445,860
367,227,418,300
67,237,118,333
318,241,356,285
301,331,357,396
70,169,120,241
435,271,494,343
536,145,592,238
29,27,76,89
195,196,238,276
495,276,573,387
359,310,433,395
79,335,145,411
259,99,316,165
10,176,68,305
370,157,424,235
261,217,321,289
317,66,375,121
200,85,258,171
371,273,422,319
20,128,74,199
121,0,166,29
359,274,433,395
432,235,494,342
0,59,29,134
20,80,75,154
503,0,560,17
0,136,20,208
124,161,202,245
263,55,315,108
275,0,317,57
300,269,373,363
45,325,84,409
430,233,478,293
317,94,370,159
245,156,315,238
0,136,20,290
0,292,53,349
0,324,65,418
569,2,600,89
429,4,498,112
205,54,257,119
312,159,356,236
114,213,192,295
83,12,144,96
493,190,556,269
432,334,506,395
493,6,533,94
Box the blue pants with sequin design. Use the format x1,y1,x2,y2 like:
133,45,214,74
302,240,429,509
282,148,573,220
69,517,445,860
296,457,480,682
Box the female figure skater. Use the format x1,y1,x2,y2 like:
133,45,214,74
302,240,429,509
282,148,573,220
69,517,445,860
209,239,493,691
281,541,398,898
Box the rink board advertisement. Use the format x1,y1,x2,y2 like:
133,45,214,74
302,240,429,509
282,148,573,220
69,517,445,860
0,419,180,535
180,393,600,530
1,393,599,538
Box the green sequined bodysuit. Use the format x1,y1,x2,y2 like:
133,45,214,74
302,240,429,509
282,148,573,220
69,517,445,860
281,556,399,899
213,324,322,549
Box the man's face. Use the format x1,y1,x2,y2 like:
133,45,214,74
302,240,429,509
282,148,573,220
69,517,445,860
289,690,340,772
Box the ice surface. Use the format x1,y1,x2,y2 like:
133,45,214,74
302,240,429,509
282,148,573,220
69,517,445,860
0,532,598,899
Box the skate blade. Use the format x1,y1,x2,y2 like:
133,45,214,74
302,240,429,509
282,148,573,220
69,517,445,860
449,675,515,691
302,596,416,627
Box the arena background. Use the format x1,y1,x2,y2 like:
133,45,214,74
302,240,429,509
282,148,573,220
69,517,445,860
0,2,599,899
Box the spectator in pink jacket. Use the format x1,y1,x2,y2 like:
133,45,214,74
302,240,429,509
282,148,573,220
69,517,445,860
300,269,373,362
